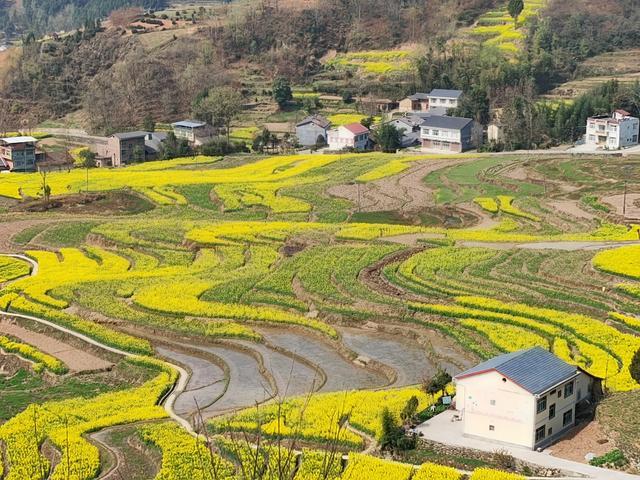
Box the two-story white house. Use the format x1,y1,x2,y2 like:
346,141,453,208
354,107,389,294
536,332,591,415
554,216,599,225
586,110,639,149
171,120,215,146
426,89,463,115
454,347,598,450
327,123,370,151
420,116,475,152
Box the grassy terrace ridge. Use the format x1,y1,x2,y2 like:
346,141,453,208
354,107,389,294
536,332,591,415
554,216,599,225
0,152,639,478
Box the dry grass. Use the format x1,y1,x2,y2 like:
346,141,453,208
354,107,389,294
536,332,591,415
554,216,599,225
597,391,640,463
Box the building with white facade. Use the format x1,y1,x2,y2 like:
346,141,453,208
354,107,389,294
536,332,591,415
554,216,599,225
426,89,463,115
420,115,474,152
454,347,598,450
586,110,639,149
327,123,370,151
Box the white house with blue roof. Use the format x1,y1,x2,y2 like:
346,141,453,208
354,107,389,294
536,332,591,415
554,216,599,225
171,120,214,146
454,347,598,450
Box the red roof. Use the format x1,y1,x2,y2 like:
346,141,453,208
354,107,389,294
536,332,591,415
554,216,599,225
615,109,631,116
343,123,369,135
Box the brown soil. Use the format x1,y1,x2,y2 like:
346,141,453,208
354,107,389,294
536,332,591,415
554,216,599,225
0,318,113,373
603,193,640,220
0,219,55,253
549,420,616,464
359,247,426,300
548,200,597,221
11,191,153,215
328,159,471,215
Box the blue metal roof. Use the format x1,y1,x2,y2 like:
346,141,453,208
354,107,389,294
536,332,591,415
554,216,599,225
455,347,579,395
172,120,207,129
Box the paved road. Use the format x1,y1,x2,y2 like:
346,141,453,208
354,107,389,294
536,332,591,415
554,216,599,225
417,410,640,479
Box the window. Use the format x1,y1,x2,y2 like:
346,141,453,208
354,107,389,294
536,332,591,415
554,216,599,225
558,390,562,399
536,396,547,414
549,404,556,419
563,409,573,427
490,399,496,406
549,389,556,396
548,427,553,436
535,425,546,443
432,129,439,136
489,425,495,431
564,381,574,398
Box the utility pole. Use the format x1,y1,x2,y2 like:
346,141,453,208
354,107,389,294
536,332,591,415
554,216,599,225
623,181,627,217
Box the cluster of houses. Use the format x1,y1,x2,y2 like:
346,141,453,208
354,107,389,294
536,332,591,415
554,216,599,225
3,89,640,173
95,120,214,167
296,88,476,153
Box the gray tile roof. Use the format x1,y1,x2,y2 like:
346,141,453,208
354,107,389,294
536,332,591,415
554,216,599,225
428,89,463,99
421,115,473,130
112,131,148,140
407,93,430,101
455,347,579,395
296,115,331,129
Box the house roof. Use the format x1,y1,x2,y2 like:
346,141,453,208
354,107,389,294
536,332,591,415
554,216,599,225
614,109,631,117
420,115,473,130
172,120,207,129
145,132,168,153
342,123,369,135
428,89,463,99
1,136,38,144
296,115,330,129
407,93,430,101
455,347,579,395
112,131,149,140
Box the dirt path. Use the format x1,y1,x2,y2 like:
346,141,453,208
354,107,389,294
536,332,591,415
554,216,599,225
0,318,113,372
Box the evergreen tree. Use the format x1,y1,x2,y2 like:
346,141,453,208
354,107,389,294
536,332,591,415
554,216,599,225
272,77,292,109
508,0,524,25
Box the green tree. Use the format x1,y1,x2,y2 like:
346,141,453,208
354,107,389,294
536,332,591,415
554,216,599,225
143,114,156,132
78,149,96,192
272,77,292,109
631,348,640,384
195,87,244,143
508,0,524,25
376,123,402,153
379,408,403,451
400,396,419,424
423,368,452,397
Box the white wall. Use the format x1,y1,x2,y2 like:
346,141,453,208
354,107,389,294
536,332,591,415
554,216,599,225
457,371,536,449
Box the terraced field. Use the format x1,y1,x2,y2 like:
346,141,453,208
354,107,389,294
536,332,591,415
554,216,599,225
0,151,639,478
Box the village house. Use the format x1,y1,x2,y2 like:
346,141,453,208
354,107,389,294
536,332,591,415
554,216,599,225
0,136,45,172
586,110,639,149
398,93,430,113
97,131,148,167
295,114,331,147
385,114,424,148
327,123,370,151
426,89,463,115
420,116,475,152
171,120,215,146
454,347,599,451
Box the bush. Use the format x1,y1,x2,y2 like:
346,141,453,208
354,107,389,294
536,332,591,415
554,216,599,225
200,139,248,156
589,449,627,468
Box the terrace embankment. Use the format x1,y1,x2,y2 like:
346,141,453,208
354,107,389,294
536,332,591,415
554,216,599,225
0,316,114,372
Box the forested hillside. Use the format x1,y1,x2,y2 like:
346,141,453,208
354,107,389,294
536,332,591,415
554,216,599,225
0,0,166,38
2,0,640,142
